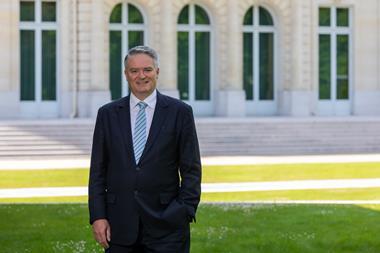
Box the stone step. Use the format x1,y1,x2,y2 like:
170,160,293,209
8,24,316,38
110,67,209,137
0,118,379,158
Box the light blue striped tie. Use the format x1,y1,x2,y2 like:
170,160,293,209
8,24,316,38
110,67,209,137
133,102,148,164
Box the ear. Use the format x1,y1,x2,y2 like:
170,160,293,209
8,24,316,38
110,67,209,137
156,67,160,77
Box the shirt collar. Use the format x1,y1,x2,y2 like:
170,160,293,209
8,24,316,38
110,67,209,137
130,89,157,109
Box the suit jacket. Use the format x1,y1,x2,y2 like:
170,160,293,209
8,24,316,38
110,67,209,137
88,91,202,245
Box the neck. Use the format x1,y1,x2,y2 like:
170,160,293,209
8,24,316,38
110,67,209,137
132,93,149,101
131,90,156,101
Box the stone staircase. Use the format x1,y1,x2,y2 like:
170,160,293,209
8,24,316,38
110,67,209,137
0,120,93,159
196,117,380,156
0,117,379,159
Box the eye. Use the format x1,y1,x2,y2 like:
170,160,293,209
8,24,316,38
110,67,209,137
144,68,153,72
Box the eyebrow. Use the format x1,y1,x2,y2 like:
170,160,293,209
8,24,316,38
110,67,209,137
129,67,154,70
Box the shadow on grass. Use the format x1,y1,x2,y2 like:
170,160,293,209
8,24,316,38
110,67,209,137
0,203,379,253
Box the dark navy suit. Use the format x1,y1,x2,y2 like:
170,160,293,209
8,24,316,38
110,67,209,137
88,91,201,251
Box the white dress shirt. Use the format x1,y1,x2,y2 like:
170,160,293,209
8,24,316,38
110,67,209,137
130,90,157,140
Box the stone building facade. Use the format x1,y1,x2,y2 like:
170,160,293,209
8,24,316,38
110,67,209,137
1,0,380,118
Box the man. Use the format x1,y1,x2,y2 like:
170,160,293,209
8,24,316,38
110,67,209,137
88,45,202,253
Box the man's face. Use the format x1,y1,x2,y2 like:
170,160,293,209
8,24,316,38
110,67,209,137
124,53,159,100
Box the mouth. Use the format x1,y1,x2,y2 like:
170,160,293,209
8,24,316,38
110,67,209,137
136,80,150,85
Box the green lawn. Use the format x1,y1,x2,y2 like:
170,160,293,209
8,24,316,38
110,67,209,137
0,169,89,188
1,203,380,253
1,163,380,188
1,187,379,204
203,163,380,183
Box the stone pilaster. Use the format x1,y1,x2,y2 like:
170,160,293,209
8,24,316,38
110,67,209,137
282,0,312,116
59,0,74,117
157,0,179,98
216,0,246,117
0,0,16,91
0,0,19,118
77,0,110,117
352,0,380,115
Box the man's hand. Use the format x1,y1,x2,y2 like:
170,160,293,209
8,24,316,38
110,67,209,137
92,219,111,249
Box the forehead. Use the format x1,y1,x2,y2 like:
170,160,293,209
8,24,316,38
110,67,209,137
126,53,155,68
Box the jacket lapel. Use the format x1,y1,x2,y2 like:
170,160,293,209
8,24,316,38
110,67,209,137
139,92,169,162
116,96,136,165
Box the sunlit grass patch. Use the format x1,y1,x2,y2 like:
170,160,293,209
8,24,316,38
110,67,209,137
203,163,380,183
0,169,88,188
0,196,87,203
1,203,380,253
1,163,380,188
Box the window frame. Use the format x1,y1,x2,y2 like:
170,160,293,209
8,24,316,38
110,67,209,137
318,6,352,102
177,3,213,103
243,6,277,103
19,0,59,103
109,2,147,99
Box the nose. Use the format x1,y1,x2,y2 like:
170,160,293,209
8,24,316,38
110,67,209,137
138,70,146,79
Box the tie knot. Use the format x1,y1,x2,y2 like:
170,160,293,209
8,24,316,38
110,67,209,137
137,101,147,110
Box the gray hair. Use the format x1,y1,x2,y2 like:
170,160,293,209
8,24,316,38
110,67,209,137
124,45,159,68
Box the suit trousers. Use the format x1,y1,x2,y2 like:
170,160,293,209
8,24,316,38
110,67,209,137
105,219,190,253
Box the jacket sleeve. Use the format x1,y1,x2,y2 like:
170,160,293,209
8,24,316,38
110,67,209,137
178,106,202,222
88,107,109,224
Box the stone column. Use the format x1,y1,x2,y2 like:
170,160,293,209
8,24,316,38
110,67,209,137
157,0,179,98
59,0,74,117
282,0,312,116
0,0,19,118
216,0,246,117
353,0,380,115
78,0,110,117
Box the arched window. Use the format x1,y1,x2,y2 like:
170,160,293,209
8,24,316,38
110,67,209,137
109,3,146,100
177,4,211,104
243,6,275,103
19,0,58,117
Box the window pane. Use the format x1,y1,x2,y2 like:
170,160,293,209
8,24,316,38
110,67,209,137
243,33,253,100
178,5,189,24
128,4,144,24
195,32,210,100
20,30,35,101
337,8,349,27
42,2,56,22
20,1,35,21
109,31,122,100
177,32,189,100
110,3,122,23
42,30,56,100
319,34,331,100
337,35,349,99
259,33,274,100
195,5,210,25
259,7,273,26
243,7,253,25
319,8,330,27
128,31,144,48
